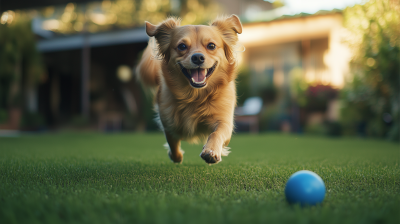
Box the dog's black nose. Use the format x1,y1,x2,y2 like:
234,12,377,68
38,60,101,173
191,53,205,65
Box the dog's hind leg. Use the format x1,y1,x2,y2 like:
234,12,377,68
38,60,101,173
164,132,184,163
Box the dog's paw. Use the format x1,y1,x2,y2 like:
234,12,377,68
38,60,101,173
164,143,184,164
200,148,221,164
168,149,184,164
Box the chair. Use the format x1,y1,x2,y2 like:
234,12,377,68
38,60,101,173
235,97,263,133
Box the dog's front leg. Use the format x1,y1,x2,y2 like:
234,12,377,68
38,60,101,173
200,123,233,164
165,132,184,163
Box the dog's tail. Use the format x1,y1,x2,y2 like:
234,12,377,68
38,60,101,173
135,38,161,88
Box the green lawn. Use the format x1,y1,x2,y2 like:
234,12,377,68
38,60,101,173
0,133,399,224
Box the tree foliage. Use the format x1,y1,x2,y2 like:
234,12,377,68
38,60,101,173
37,0,220,34
0,14,44,109
341,0,400,140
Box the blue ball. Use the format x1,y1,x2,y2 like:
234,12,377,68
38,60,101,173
285,170,326,206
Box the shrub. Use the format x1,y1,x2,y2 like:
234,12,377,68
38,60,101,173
305,84,338,112
341,0,399,141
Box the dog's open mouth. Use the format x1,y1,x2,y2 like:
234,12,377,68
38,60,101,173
179,62,217,88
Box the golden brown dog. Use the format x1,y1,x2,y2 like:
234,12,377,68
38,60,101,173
136,15,242,164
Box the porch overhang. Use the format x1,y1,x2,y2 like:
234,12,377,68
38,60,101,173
37,27,148,52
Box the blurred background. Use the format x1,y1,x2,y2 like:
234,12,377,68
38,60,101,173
0,0,398,141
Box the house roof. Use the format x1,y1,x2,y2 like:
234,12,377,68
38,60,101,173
241,9,342,25
238,9,343,48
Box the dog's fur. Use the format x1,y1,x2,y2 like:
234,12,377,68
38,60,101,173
136,15,242,164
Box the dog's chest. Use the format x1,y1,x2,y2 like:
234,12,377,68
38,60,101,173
159,99,214,138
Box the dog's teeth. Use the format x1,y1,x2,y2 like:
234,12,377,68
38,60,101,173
191,78,195,82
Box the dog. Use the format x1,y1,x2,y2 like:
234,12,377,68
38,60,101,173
136,15,242,164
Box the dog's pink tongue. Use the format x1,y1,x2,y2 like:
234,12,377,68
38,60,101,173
191,69,206,82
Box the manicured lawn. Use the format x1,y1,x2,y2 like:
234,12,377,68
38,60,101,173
0,132,399,224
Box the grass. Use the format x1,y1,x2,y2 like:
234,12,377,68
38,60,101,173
0,132,399,224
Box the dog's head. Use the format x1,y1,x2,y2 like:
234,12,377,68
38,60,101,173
145,15,242,89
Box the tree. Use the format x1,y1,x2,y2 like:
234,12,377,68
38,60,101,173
0,13,44,124
341,0,400,141
38,0,220,34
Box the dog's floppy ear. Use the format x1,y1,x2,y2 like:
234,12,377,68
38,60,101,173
211,15,242,64
145,17,180,61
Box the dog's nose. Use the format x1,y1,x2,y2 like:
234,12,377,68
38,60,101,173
191,53,205,65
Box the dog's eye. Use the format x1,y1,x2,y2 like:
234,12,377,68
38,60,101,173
207,43,216,50
177,43,187,51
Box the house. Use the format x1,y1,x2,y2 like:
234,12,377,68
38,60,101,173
236,10,351,132
0,0,352,132
239,10,351,89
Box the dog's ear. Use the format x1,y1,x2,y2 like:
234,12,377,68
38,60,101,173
211,15,242,35
145,22,157,37
211,15,242,64
145,17,180,61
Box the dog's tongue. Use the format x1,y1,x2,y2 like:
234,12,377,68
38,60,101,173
190,68,206,82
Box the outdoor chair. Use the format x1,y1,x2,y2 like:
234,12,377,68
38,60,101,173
234,97,263,133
